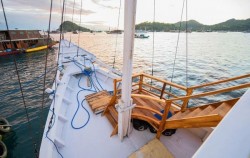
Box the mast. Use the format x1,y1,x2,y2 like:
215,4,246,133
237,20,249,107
117,0,137,140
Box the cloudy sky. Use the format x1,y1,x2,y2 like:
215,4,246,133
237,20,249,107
0,0,249,30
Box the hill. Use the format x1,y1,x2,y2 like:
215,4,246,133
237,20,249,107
135,18,250,32
59,21,90,32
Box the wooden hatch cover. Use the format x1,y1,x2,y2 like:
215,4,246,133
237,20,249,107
86,90,112,114
129,138,174,158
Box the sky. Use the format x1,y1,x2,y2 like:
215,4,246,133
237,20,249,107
0,0,250,30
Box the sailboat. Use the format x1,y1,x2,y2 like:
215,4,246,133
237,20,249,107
40,0,250,158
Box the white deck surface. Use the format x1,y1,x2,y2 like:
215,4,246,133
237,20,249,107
40,40,203,158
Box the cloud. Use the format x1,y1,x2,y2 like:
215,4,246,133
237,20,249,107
0,0,96,30
91,0,119,9
83,21,106,25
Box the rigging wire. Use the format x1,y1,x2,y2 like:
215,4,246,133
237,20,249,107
150,0,156,87
168,0,186,98
151,0,156,77
44,0,66,157
69,0,76,47
0,0,38,157
112,0,122,68
186,0,188,87
77,0,83,57
39,0,53,145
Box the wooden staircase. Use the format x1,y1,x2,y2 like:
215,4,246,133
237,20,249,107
100,73,250,138
163,98,239,130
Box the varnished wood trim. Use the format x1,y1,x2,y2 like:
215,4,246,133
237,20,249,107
190,74,250,89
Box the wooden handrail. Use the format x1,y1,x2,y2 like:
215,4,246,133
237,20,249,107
156,101,171,139
131,94,165,104
167,83,250,102
190,74,250,89
142,73,187,90
134,105,163,116
131,113,160,126
116,73,141,82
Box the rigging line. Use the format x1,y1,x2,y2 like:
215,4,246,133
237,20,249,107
185,0,188,87
0,0,38,157
168,0,186,98
44,0,66,157
112,0,122,68
150,0,156,86
151,0,155,77
69,0,76,47
40,0,53,146
77,0,83,57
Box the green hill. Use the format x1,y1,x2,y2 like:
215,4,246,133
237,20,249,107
211,18,250,31
135,18,250,32
59,21,90,32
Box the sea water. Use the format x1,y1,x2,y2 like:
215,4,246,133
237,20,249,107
0,32,250,157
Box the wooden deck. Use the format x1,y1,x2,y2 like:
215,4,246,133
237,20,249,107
86,90,112,114
129,138,174,158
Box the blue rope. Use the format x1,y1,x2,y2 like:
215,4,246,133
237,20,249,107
45,108,63,158
90,60,104,90
70,56,93,130
45,132,63,158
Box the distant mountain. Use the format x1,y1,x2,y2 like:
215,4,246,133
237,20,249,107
211,18,250,31
135,18,250,32
59,21,90,32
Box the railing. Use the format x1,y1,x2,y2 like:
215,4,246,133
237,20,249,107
107,73,250,139
114,73,188,108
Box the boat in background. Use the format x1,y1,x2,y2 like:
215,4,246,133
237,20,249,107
106,30,123,34
0,30,57,56
135,31,149,38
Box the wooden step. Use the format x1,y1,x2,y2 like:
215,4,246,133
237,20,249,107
168,109,193,120
184,107,204,118
108,106,118,123
210,102,232,117
105,111,117,128
133,96,161,111
196,105,217,116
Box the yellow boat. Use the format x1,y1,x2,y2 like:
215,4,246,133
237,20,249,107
25,45,49,53
25,42,58,53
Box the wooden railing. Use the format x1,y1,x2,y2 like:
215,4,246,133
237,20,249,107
113,73,188,108
108,73,250,139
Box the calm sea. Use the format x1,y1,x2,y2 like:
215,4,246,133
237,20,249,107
1,32,250,157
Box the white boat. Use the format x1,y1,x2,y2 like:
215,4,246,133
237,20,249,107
135,31,149,38
40,0,250,158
